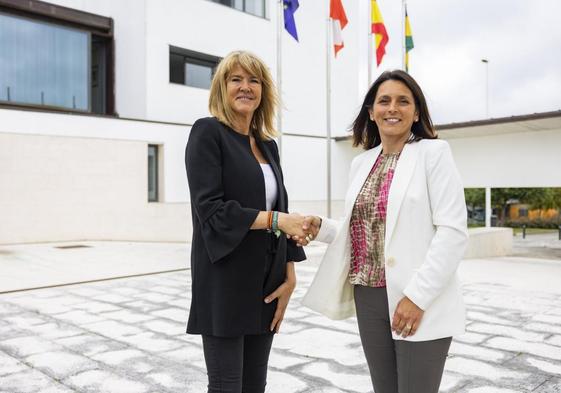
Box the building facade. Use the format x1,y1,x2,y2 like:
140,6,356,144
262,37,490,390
0,0,368,244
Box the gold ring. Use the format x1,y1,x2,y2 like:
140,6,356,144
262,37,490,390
406,324,412,331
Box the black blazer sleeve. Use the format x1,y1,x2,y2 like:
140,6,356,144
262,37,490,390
268,140,306,263
186,119,259,263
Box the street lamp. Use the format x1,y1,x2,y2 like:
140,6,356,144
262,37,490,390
481,59,489,118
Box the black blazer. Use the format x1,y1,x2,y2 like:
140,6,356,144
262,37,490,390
185,117,306,337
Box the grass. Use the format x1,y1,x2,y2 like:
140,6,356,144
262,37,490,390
512,228,558,236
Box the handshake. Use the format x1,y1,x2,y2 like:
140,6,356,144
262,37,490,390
277,213,322,246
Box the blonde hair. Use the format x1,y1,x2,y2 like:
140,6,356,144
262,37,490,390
209,51,278,140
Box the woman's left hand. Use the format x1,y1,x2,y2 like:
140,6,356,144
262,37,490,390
265,262,296,333
392,296,424,338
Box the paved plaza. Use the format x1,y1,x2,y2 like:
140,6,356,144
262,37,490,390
1,239,561,392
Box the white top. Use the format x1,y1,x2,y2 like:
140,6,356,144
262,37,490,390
260,164,278,211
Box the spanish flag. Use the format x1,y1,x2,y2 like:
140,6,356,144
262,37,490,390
405,6,414,72
371,0,389,67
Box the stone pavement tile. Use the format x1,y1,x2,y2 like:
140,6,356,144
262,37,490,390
303,315,359,332
301,361,371,393
160,342,203,366
526,357,561,376
526,322,561,335
134,292,175,303
467,322,547,342
92,349,145,366
269,349,313,368
143,319,184,336
454,331,489,345
31,322,83,340
150,285,184,295
466,311,519,326
532,314,561,324
266,370,308,393
487,337,561,360
167,298,188,309
0,351,28,376
274,328,364,367
55,310,105,325
93,293,132,303
147,367,207,392
151,307,187,323
55,334,128,357
0,369,66,393
66,369,150,393
533,378,561,393
0,336,62,357
71,301,121,314
112,287,142,296
25,351,97,379
119,332,182,352
445,357,546,391
66,286,107,297
439,372,467,392
102,309,155,323
449,341,507,363
274,320,307,334
0,320,28,340
82,320,143,338
546,335,561,346
465,387,521,393
4,314,48,328
123,300,164,312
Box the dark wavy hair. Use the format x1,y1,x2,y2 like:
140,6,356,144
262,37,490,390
351,70,437,149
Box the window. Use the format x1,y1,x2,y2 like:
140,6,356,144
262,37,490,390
0,2,114,114
519,207,528,217
209,0,266,18
170,47,220,90
148,145,159,202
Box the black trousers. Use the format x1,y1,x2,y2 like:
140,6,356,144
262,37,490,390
202,333,274,393
354,285,452,393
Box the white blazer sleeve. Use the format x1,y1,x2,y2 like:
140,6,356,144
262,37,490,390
403,142,468,310
315,216,340,243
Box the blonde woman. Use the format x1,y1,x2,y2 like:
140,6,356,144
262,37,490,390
185,51,307,393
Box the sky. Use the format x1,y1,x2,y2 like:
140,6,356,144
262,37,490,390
372,0,561,125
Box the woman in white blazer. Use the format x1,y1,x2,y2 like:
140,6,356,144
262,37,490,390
298,70,468,393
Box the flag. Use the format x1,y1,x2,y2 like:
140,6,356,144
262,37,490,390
371,0,389,67
330,0,348,56
283,0,299,41
405,5,414,72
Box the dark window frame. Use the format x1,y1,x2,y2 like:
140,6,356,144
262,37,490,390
207,0,267,19
0,0,115,115
148,144,159,203
169,46,221,90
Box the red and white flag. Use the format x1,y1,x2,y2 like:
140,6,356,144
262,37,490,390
330,0,348,56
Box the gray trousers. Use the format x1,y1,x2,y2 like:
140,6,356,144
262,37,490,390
354,285,452,393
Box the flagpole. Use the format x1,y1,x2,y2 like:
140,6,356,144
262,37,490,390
326,15,332,219
402,0,406,70
368,0,372,86
276,0,283,161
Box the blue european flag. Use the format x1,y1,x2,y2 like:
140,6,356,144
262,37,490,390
283,0,299,42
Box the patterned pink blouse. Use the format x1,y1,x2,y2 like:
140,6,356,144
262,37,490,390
349,152,400,287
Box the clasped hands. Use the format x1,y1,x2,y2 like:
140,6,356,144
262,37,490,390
278,213,321,246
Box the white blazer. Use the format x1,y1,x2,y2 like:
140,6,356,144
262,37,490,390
302,139,468,341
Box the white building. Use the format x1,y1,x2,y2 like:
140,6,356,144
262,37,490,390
0,0,367,244
1,1,560,245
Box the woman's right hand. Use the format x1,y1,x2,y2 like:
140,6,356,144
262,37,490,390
285,215,321,246
277,213,307,238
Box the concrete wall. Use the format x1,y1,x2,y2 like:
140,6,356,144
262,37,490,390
446,127,561,188
0,132,189,244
